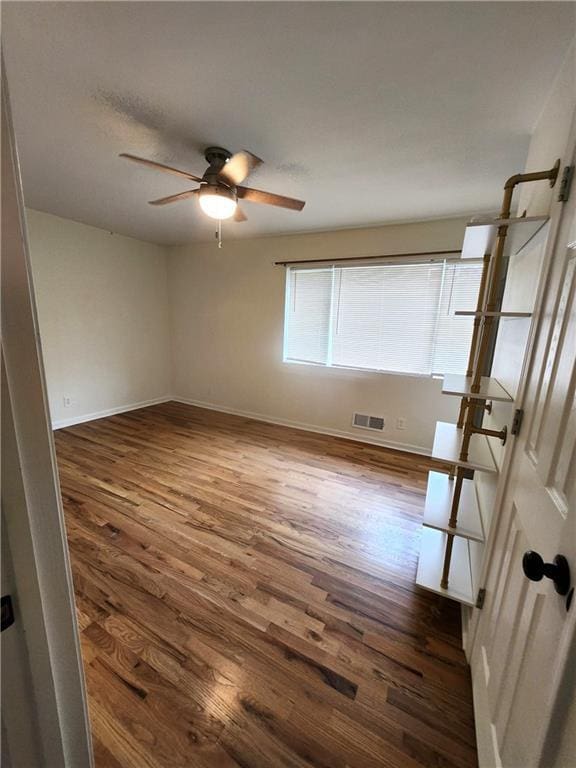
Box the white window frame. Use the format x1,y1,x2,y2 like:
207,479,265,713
282,256,483,379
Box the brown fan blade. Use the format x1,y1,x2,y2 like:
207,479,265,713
120,153,203,183
233,205,248,222
219,150,263,185
148,189,199,206
237,185,305,211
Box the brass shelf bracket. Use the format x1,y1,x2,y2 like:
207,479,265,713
470,424,507,446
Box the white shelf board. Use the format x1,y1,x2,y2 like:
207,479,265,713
423,471,484,542
454,310,532,318
416,527,479,607
461,221,494,261
442,374,512,402
461,216,548,260
432,421,497,473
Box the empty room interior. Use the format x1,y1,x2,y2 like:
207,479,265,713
2,2,576,767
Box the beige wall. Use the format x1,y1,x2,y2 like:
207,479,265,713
27,208,470,451
168,217,470,453
483,38,576,475
517,39,576,217
27,209,171,427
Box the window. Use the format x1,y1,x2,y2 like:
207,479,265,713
283,259,483,376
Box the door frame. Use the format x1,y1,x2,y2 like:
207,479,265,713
1,64,93,766
467,110,576,767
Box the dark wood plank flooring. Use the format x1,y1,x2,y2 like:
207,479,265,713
55,401,477,768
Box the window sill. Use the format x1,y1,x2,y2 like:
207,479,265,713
282,359,441,380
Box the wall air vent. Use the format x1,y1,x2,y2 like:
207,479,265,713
353,413,369,428
352,413,385,431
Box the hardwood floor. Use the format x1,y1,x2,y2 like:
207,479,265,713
55,401,478,768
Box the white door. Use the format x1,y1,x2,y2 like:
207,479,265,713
472,140,576,766
1,500,44,767
1,69,93,766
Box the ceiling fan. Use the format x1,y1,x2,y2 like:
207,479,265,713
120,146,306,222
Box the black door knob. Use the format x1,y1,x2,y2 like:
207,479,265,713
522,551,571,596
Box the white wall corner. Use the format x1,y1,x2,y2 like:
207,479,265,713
51,395,173,430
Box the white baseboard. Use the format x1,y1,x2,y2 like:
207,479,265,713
172,396,431,456
51,396,172,430
53,394,432,456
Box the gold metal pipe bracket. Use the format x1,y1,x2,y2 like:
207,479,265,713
471,424,507,445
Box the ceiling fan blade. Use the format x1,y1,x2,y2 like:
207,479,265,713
233,205,248,222
120,153,203,183
148,189,199,206
219,150,263,185
237,185,305,211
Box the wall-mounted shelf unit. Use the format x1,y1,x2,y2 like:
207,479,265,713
416,165,556,610
442,374,512,402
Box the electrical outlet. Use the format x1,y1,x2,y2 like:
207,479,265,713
63,396,73,408
396,417,407,431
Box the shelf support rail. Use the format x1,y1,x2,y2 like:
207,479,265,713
457,252,492,429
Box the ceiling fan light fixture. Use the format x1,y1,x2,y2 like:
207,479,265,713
198,186,237,220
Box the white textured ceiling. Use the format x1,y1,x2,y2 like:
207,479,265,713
2,2,574,245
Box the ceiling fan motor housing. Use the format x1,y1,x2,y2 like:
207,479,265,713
203,147,237,193
204,146,232,171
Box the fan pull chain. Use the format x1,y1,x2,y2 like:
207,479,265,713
215,220,223,248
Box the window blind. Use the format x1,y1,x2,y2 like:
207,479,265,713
283,260,482,376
